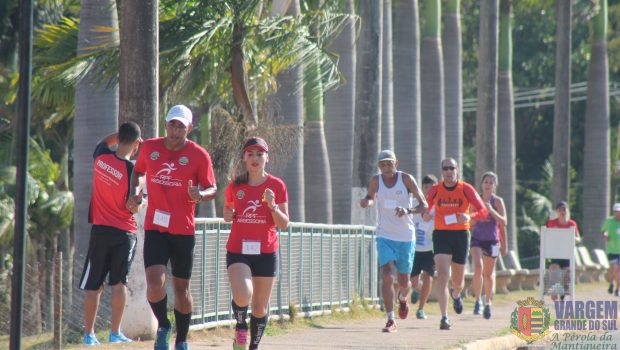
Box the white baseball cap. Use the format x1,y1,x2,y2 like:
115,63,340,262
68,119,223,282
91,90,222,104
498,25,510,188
613,203,620,212
165,105,193,126
377,150,397,162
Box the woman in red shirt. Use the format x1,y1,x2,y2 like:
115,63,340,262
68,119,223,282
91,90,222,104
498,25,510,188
224,137,289,350
546,201,580,301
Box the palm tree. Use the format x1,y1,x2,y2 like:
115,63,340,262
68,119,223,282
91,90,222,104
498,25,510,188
421,0,444,177
583,0,610,249
381,0,394,150
551,0,571,205
324,0,356,224
351,0,382,226
393,0,421,180
443,0,462,167
497,0,517,254
474,0,499,183
304,60,333,224
270,0,305,222
119,0,159,137
72,0,119,314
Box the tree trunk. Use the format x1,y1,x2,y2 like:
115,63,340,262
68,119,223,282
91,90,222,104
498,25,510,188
325,0,356,224
73,0,119,324
393,0,421,179
583,0,610,249
474,0,499,182
271,0,305,222
119,0,159,137
443,0,463,167
352,0,382,226
551,0,571,205
381,0,393,150
421,0,445,176
497,0,518,254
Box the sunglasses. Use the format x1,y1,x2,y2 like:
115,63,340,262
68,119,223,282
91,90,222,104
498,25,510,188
442,166,456,171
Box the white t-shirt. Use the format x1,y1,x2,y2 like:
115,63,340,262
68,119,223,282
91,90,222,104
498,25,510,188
376,172,415,242
413,206,434,252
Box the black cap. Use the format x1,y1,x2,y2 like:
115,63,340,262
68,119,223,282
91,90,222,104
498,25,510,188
556,201,568,209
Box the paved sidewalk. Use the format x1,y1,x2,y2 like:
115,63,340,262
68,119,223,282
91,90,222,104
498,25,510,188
73,282,619,350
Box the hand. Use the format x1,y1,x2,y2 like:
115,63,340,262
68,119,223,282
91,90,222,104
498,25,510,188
395,206,408,218
262,188,276,209
223,206,235,222
188,180,200,202
126,192,142,214
422,212,433,222
456,213,470,224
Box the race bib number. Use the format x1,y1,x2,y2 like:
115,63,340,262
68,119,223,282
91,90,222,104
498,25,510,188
153,209,171,228
383,200,397,209
242,240,261,255
416,228,425,246
444,214,457,225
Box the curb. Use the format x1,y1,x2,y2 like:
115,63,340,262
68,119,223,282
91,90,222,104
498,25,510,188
448,334,527,350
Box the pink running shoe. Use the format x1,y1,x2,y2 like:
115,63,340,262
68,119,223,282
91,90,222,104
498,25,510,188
233,328,248,350
398,294,409,320
382,319,397,333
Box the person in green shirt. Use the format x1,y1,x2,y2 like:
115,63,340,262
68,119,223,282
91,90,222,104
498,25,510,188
602,203,620,296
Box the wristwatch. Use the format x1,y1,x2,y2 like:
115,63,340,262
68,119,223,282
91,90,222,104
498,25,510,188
270,204,280,212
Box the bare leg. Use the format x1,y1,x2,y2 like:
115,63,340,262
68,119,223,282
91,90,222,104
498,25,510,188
450,262,466,298
110,283,127,333
381,262,397,314
228,263,253,308
84,287,103,334
470,247,483,302
419,273,432,310
482,255,497,304
434,254,452,316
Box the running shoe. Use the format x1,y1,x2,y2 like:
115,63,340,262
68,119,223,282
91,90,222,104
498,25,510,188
154,326,171,350
382,319,398,333
473,299,482,315
451,291,463,314
439,316,451,330
109,331,132,343
411,289,420,304
416,309,427,319
83,333,100,346
608,283,614,294
174,342,189,350
483,304,491,320
233,327,248,350
398,294,409,319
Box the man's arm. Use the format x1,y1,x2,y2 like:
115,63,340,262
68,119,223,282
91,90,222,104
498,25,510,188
126,169,145,213
463,183,488,222
403,173,428,214
360,176,379,208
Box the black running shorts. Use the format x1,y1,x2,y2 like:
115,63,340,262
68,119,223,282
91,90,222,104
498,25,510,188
144,230,195,279
226,252,279,277
432,230,470,265
411,250,435,277
79,225,137,290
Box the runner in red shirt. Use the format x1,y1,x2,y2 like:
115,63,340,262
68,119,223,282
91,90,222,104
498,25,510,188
223,137,289,350
426,158,488,330
79,122,142,345
545,201,581,301
127,105,216,350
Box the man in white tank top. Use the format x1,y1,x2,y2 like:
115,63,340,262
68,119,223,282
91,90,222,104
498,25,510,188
360,150,428,333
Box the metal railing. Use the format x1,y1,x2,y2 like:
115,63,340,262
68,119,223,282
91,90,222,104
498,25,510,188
189,219,379,329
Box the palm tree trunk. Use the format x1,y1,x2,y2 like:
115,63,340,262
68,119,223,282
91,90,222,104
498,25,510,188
304,57,333,224
551,0,571,205
271,0,305,222
119,0,159,137
352,0,382,226
381,0,394,150
73,0,119,321
443,0,463,167
325,0,356,224
421,0,445,176
393,0,421,180
474,0,499,182
497,0,517,254
583,0,610,249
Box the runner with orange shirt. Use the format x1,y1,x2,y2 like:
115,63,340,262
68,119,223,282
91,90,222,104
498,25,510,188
426,158,488,330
